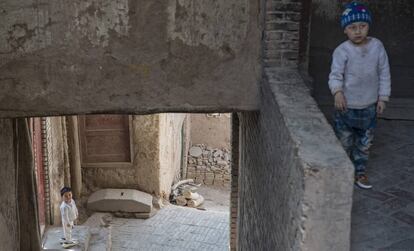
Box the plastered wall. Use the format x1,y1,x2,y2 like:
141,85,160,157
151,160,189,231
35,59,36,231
46,117,68,226
81,114,185,198
159,113,186,198
0,0,261,117
190,114,231,149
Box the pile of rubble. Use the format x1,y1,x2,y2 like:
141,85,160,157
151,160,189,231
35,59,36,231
186,144,231,186
170,179,204,208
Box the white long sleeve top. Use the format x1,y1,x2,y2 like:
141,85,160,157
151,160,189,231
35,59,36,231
328,37,391,109
60,200,78,225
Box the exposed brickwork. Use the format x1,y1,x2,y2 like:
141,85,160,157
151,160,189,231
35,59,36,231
264,0,301,68
238,107,304,250
41,117,52,225
237,67,354,250
240,3,354,247
230,114,240,250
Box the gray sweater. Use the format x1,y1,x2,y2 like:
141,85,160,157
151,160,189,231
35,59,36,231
328,37,391,109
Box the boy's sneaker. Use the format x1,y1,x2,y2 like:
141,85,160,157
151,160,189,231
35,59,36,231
355,174,373,189
62,242,77,249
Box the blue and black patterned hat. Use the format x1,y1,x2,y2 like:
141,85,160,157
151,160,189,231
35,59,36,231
60,186,72,196
341,2,372,28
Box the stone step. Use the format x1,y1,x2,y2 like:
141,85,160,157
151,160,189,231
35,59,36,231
82,213,113,251
87,227,111,251
41,226,91,251
87,189,153,214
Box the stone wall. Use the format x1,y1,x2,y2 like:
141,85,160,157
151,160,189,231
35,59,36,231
186,144,231,187
0,119,18,251
0,0,261,118
186,113,232,187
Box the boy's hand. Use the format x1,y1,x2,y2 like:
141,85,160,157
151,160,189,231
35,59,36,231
334,91,347,111
377,101,386,114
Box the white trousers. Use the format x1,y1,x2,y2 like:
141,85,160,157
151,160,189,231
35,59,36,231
63,224,73,241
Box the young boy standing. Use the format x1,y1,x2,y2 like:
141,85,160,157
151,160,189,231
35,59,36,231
60,187,79,245
329,2,391,189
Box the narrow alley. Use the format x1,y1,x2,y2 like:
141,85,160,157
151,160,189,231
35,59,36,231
351,120,414,250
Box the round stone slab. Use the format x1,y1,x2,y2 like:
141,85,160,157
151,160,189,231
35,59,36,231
189,146,203,157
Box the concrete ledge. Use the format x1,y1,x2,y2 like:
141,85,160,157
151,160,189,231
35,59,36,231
238,67,354,251
265,68,354,250
87,189,153,213
317,96,414,121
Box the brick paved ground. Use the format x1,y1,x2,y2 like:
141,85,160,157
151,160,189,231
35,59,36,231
111,205,229,251
351,120,414,250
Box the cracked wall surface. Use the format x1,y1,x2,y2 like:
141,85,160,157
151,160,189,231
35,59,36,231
82,114,185,199
45,117,68,226
0,0,261,117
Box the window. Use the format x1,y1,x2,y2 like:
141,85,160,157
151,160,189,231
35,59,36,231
78,115,132,167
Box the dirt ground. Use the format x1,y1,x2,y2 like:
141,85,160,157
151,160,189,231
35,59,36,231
196,185,231,212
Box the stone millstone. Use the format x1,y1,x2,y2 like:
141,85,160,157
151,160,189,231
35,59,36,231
189,146,203,157
87,189,152,213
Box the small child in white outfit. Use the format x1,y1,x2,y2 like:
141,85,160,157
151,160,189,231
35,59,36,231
60,186,78,245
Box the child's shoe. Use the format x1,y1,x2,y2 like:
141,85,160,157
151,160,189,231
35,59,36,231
62,240,78,249
355,174,373,189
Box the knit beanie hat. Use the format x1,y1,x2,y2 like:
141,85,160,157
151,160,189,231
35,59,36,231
60,186,71,197
341,2,372,28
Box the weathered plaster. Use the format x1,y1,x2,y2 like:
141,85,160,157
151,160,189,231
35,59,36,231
46,117,68,225
167,0,249,53
190,113,231,149
0,0,52,56
81,114,185,199
0,0,261,117
159,113,186,198
0,119,18,251
82,115,161,195
69,0,130,47
132,115,161,195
